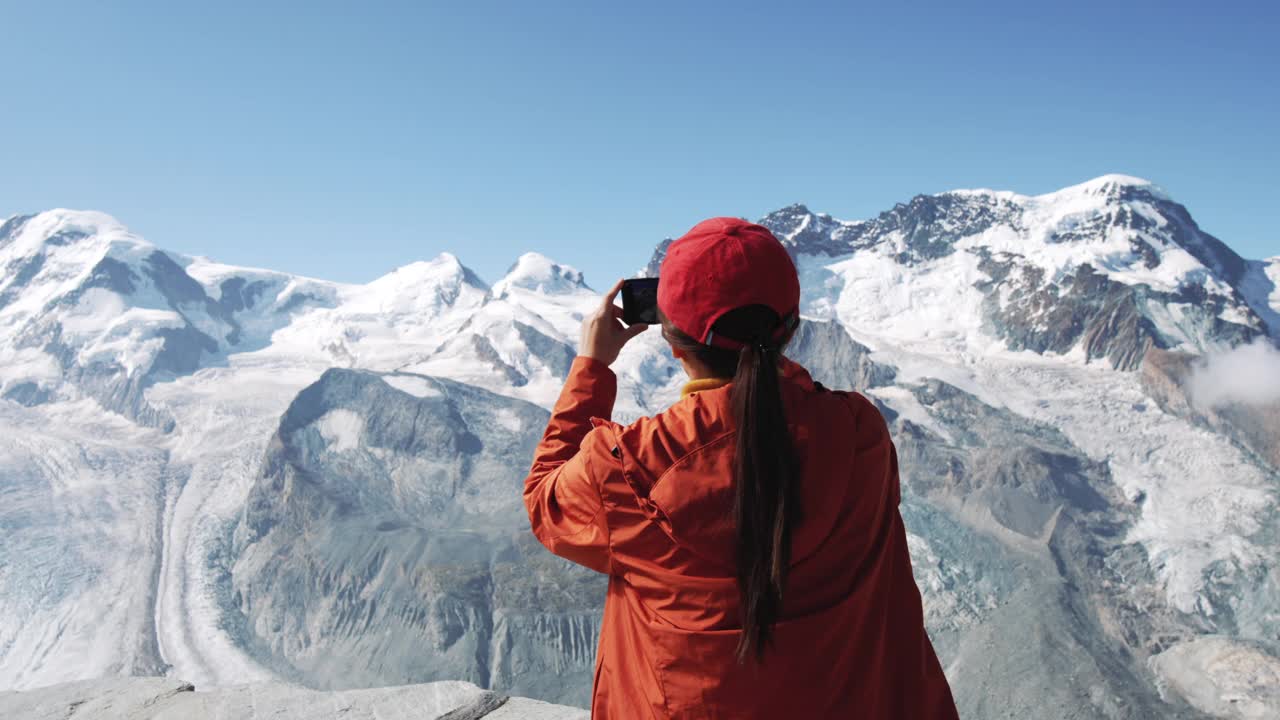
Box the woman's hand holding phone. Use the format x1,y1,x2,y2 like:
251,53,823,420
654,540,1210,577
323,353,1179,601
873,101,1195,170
580,279,651,366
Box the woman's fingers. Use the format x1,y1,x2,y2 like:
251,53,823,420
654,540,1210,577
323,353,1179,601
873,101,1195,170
579,279,647,366
601,279,625,313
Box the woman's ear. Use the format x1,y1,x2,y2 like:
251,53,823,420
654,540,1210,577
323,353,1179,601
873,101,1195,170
671,347,685,360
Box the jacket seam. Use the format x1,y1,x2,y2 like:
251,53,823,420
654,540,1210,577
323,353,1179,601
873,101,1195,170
584,448,613,560
648,430,738,493
585,427,619,573
542,436,611,551
543,499,607,542
836,390,862,429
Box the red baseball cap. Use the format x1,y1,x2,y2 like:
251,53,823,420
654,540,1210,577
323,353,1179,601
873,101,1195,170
657,217,800,350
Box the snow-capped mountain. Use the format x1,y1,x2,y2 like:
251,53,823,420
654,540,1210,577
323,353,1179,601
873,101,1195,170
0,210,333,428
492,252,591,298
0,212,506,428
2,176,1278,718
648,175,1274,370
400,253,595,406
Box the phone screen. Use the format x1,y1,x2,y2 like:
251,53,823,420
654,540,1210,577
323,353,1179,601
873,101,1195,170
621,278,659,325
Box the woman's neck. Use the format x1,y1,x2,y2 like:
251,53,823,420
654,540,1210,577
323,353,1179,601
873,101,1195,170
679,356,718,381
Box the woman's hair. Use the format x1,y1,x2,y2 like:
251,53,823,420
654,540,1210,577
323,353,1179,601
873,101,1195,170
659,306,801,662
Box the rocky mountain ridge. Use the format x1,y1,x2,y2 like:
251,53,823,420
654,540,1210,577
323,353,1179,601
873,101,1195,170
649,175,1276,370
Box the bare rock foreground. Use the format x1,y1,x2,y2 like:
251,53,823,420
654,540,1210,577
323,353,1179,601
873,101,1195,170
0,677,589,720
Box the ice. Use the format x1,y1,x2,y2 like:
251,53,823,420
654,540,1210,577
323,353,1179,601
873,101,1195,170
494,407,524,433
832,249,989,353
146,356,323,688
316,409,364,452
382,374,442,398
0,401,169,689
968,355,1275,615
1238,257,1280,338
866,385,955,443
0,347,61,391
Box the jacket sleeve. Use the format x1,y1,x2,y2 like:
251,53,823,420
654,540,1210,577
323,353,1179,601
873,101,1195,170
523,355,618,575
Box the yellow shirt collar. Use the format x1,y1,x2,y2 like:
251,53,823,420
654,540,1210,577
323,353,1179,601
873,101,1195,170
680,377,731,398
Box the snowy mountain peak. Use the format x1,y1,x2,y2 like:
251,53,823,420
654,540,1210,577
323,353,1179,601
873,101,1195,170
494,252,590,297
1042,173,1169,202
0,209,161,302
0,209,164,321
368,253,487,294
946,174,1168,205
762,203,814,223
758,204,864,258
760,203,816,237
0,209,142,257
356,253,490,320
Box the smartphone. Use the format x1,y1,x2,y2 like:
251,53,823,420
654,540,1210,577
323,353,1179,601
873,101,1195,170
621,278,659,325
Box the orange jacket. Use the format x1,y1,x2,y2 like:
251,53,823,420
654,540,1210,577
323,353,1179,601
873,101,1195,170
525,355,959,719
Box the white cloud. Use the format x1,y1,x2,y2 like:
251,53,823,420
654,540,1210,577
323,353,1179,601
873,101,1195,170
1188,339,1280,409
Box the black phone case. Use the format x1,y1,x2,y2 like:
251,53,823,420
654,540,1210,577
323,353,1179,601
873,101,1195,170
621,278,659,325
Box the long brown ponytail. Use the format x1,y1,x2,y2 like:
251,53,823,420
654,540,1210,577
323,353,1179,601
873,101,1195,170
660,305,801,662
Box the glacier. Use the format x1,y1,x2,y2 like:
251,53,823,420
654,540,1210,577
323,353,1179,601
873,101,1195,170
1,175,1278,718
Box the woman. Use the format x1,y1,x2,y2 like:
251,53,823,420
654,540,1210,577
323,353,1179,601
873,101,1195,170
524,217,958,718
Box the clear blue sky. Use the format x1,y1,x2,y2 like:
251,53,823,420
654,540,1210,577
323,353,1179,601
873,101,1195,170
2,1,1277,287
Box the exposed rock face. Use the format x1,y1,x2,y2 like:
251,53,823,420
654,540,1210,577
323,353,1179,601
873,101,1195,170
639,237,672,277
0,677,588,720
786,318,896,390
513,321,577,380
230,369,604,707
1142,348,1198,416
976,256,1260,371
470,333,530,386
1150,636,1280,720
765,193,1024,263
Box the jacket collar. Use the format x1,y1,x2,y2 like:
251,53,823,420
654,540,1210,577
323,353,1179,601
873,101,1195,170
680,377,730,398
677,356,816,399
